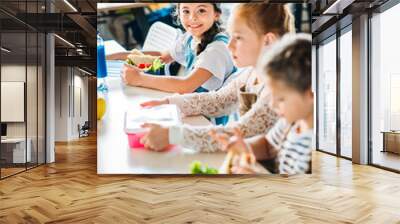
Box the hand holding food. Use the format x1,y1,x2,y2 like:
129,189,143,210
210,129,249,154
125,49,165,74
211,128,257,174
121,64,143,86
231,166,258,174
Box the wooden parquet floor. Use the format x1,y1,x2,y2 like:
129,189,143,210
1,167,26,178
0,135,399,224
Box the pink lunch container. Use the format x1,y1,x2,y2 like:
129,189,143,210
127,132,146,148
124,104,182,149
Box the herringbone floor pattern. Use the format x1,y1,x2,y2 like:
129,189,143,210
0,135,399,223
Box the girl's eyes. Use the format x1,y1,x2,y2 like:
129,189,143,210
198,8,207,14
181,8,208,16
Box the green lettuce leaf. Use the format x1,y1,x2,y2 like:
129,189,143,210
190,161,218,174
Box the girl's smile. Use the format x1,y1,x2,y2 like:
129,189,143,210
187,24,203,29
179,3,220,39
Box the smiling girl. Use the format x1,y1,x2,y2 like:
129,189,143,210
138,3,295,152
116,3,235,97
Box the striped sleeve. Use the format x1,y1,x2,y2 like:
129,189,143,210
265,118,290,150
278,132,313,175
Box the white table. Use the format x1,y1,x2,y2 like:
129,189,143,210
97,77,227,174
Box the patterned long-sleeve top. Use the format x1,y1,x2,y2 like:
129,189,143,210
166,68,278,153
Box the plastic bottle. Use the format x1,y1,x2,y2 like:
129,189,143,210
97,33,108,92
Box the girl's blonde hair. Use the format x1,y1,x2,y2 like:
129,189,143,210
234,3,295,36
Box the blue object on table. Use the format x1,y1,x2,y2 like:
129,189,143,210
97,34,108,92
97,34,107,78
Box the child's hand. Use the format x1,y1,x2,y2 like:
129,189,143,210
140,99,169,108
231,166,257,174
210,128,250,154
122,64,143,86
232,151,258,174
211,128,257,174
140,123,169,151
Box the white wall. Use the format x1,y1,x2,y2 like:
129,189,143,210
1,63,46,164
1,65,31,138
1,65,37,138
1,65,26,141
54,67,89,141
54,66,69,141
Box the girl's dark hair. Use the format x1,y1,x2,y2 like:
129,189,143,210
258,34,312,92
174,3,224,55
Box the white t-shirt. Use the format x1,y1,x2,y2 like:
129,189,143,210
169,32,235,91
